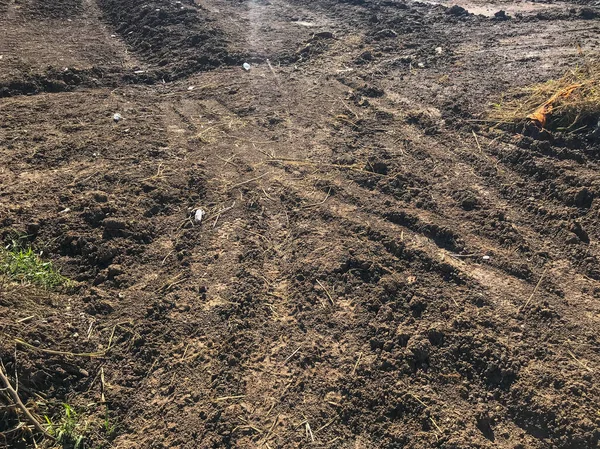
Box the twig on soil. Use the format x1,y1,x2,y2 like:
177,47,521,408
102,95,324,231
266,158,390,177
13,338,106,358
0,422,26,437
214,395,246,402
161,250,174,266
316,417,336,433
7,323,123,360
266,59,280,85
261,187,276,201
472,131,482,153
567,349,594,373
196,126,218,142
233,225,272,245
86,366,103,394
226,135,276,145
284,346,302,364
261,414,280,445
236,419,264,435
266,414,279,434
107,324,118,351
0,360,54,440
230,172,272,190
338,97,359,120
141,163,167,182
301,188,331,209
447,253,479,259
256,146,277,160
408,393,443,436
213,201,236,228
334,115,387,132
314,294,326,309
0,405,17,411
100,367,106,403
316,280,335,305
520,266,549,312
429,416,443,435
305,421,314,442
158,273,188,293
564,25,600,32
351,352,362,376
86,319,96,340
217,155,239,168
265,401,277,418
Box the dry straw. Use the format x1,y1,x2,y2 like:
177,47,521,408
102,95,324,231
490,60,600,132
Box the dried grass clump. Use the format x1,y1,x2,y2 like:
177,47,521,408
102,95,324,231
490,60,600,132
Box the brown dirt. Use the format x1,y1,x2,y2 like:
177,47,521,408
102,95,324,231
1,0,600,448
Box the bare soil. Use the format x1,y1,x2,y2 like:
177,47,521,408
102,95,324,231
1,0,600,448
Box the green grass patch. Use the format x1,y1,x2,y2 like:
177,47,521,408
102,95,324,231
45,404,86,449
0,241,69,289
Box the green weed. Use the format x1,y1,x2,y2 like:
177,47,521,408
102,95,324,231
103,411,118,440
0,240,69,289
46,404,86,449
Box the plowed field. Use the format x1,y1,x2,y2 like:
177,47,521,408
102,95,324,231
1,0,599,448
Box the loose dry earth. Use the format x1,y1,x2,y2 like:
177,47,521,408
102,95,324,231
1,0,600,448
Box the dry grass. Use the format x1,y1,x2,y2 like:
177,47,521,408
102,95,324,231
490,60,600,132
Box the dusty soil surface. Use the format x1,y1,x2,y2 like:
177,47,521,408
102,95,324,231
1,0,600,448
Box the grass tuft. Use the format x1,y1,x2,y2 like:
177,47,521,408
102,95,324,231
46,404,85,449
0,240,69,289
490,60,600,132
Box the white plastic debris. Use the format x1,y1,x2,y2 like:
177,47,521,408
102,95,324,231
435,47,443,54
417,62,425,68
187,86,195,91
134,70,146,74
60,207,71,214
113,113,122,123
194,209,205,223
482,255,491,261
243,62,251,71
